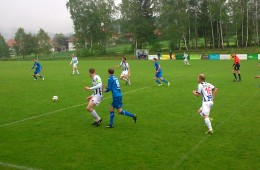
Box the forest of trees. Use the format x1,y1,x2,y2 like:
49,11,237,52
67,0,260,51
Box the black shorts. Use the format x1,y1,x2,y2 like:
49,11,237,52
234,64,240,70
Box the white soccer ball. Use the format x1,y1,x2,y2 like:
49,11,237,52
52,96,58,101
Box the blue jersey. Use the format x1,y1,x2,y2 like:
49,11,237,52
154,61,161,72
32,62,42,71
105,75,122,98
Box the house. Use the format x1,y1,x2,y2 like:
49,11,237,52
67,37,75,51
6,39,16,55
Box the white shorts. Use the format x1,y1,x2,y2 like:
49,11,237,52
91,94,102,106
121,71,128,77
200,101,213,116
73,63,78,68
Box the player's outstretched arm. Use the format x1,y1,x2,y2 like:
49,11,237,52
255,76,260,78
84,86,90,90
114,65,120,68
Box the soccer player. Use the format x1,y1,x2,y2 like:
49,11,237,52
232,53,241,81
31,58,44,80
104,68,137,128
115,57,131,85
192,74,218,134
183,52,190,66
84,68,102,126
69,53,79,75
152,58,170,87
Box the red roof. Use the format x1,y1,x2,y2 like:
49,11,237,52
7,39,16,47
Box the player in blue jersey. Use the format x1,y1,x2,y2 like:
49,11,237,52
152,58,170,86
31,59,44,80
104,68,137,128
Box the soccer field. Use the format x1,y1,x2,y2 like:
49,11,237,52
0,60,259,170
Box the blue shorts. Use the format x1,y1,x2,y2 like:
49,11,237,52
155,71,162,78
34,70,41,74
112,96,123,109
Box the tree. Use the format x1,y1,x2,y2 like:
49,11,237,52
53,33,68,51
67,0,115,53
0,33,10,58
121,0,157,49
14,28,38,58
37,28,52,55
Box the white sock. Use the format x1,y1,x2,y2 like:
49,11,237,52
77,70,79,74
205,117,213,131
90,110,100,121
72,71,74,75
123,77,128,82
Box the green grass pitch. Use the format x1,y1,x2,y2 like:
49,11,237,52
0,59,259,170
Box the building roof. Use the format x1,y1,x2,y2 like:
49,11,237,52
7,39,16,47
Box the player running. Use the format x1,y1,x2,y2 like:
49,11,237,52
69,53,79,75
152,58,170,87
183,52,190,66
232,53,241,81
104,68,137,128
31,58,44,80
84,68,103,126
193,74,218,134
115,57,131,85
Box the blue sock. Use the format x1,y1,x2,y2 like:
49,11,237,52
162,78,168,83
109,112,114,126
120,110,134,117
155,79,161,84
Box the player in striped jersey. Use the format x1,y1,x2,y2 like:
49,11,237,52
193,74,218,134
115,57,131,85
84,68,102,126
69,54,79,75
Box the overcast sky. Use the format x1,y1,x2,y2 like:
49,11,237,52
0,0,121,39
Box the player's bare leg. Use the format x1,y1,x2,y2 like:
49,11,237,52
87,100,101,126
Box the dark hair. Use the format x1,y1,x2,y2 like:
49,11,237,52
153,58,157,61
108,68,114,74
122,57,126,61
89,68,95,74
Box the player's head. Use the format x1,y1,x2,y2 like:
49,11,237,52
33,58,37,62
89,68,96,77
198,74,205,83
153,58,157,62
72,54,75,57
108,68,114,75
122,57,126,62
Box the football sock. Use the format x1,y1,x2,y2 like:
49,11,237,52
120,110,134,117
90,110,100,121
110,112,114,126
233,73,237,79
162,79,168,83
72,71,74,75
39,75,43,78
155,79,161,84
123,77,128,82
77,70,79,74
205,117,213,131
33,75,37,79
238,74,241,80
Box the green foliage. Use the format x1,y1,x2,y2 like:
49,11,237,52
36,29,52,56
52,33,68,51
0,33,10,58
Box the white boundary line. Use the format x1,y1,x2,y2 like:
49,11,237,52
171,92,259,169
0,84,155,129
0,161,41,170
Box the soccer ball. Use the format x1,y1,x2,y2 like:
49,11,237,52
52,96,58,101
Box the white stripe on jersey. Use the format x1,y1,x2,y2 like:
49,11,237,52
196,82,215,102
92,75,103,95
120,61,130,71
71,57,78,64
